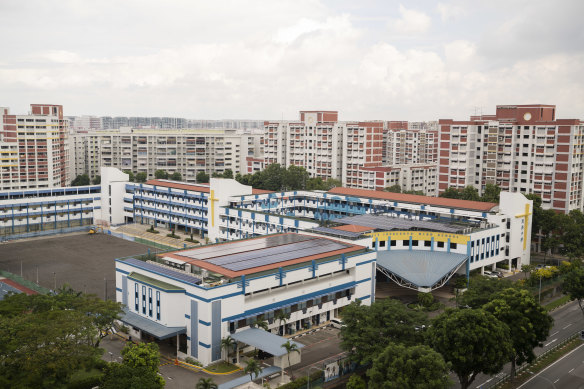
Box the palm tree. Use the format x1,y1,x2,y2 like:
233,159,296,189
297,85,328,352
251,316,269,331
275,311,290,335
244,358,263,382
281,340,300,379
221,336,236,362
196,377,217,389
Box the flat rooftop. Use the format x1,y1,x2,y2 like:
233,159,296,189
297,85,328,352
328,187,498,212
334,214,471,233
163,233,366,278
144,179,273,195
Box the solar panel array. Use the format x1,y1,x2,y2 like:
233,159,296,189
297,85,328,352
179,234,313,261
124,258,201,285
311,226,363,238
205,238,351,272
335,214,461,233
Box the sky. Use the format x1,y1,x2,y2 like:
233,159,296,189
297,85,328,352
1,0,583,121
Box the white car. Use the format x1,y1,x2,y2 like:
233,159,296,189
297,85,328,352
483,271,498,278
330,318,345,329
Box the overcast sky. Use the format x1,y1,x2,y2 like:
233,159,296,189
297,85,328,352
1,0,583,121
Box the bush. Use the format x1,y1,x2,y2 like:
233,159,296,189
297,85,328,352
67,373,102,389
278,370,323,389
184,357,202,366
166,233,180,239
498,264,510,270
147,226,159,234
185,238,199,244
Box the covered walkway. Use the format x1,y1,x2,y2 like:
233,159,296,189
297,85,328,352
230,328,304,357
119,308,186,340
376,250,468,292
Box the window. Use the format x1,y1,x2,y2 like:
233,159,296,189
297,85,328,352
424,240,431,247
450,242,457,250
402,240,409,246
156,291,161,320
379,240,386,247
437,241,445,248
148,288,153,317
390,240,397,246
411,240,418,246
142,286,146,315
135,284,139,311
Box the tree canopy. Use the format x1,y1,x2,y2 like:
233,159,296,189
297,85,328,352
483,288,553,377
196,171,210,183
0,288,123,388
439,184,500,203
154,170,169,179
101,342,164,389
135,172,148,183
235,163,341,191
459,276,520,308
340,299,427,365
71,174,90,186
170,172,182,181
563,260,584,317
367,343,451,389
428,309,513,389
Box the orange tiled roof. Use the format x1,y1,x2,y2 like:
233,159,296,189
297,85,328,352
331,224,374,233
328,187,497,212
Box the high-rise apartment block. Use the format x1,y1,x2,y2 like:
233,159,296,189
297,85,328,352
1,104,68,190
438,104,584,212
264,111,384,187
384,123,437,165
358,164,438,195
69,129,263,182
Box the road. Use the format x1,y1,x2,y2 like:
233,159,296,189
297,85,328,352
517,343,584,389
470,300,584,389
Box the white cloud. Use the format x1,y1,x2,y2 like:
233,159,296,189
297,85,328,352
389,4,431,35
436,2,466,21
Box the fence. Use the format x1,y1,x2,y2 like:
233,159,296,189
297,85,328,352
484,330,583,388
0,225,91,242
106,230,184,251
0,270,51,295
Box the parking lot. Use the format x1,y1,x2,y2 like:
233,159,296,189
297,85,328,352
0,233,150,298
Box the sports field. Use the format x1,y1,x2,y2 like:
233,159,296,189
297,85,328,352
0,233,150,299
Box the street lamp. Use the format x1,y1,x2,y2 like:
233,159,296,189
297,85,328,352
538,273,542,304
307,366,324,389
53,272,56,291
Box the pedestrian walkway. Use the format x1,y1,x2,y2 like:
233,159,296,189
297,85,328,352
112,223,203,250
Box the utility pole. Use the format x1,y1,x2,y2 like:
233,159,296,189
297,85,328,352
104,277,107,301
36,266,39,284
53,272,56,291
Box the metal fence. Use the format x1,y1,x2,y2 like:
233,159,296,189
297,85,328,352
484,330,583,388
0,226,91,242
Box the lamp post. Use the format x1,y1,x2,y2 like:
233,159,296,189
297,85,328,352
53,272,56,291
307,366,324,389
538,274,542,304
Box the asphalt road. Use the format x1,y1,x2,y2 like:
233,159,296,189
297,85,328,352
471,300,584,389
517,343,584,389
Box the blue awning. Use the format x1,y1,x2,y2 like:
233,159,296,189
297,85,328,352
376,250,467,290
119,309,186,340
231,328,304,357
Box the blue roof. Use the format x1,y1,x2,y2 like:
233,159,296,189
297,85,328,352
230,328,304,357
218,366,281,389
376,250,467,288
0,281,22,300
119,308,186,340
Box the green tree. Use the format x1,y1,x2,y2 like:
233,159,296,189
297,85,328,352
260,163,286,191
484,289,553,377
306,177,326,190
481,184,501,203
170,172,182,181
521,264,534,279
154,170,168,179
244,358,262,382
251,316,269,331
417,292,434,308
196,171,210,183
221,336,236,362
385,184,402,193
346,374,366,389
275,311,290,335
123,170,135,182
367,343,451,389
135,172,148,183
461,186,480,201
281,340,300,379
439,187,461,199
340,299,427,365
525,194,543,240
196,377,218,389
71,174,90,186
563,261,584,317
222,169,234,179
121,342,161,373
402,189,424,195
284,165,309,190
459,276,519,308
92,175,101,185
428,309,513,389
100,364,164,389
324,178,342,190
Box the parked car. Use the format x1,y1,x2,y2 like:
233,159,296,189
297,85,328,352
491,270,504,278
483,271,498,278
330,318,345,329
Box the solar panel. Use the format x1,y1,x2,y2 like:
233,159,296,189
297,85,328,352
179,234,314,260
123,258,201,285
207,239,350,272
311,226,363,238
335,214,462,233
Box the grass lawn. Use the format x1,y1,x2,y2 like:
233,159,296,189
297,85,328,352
205,361,240,373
